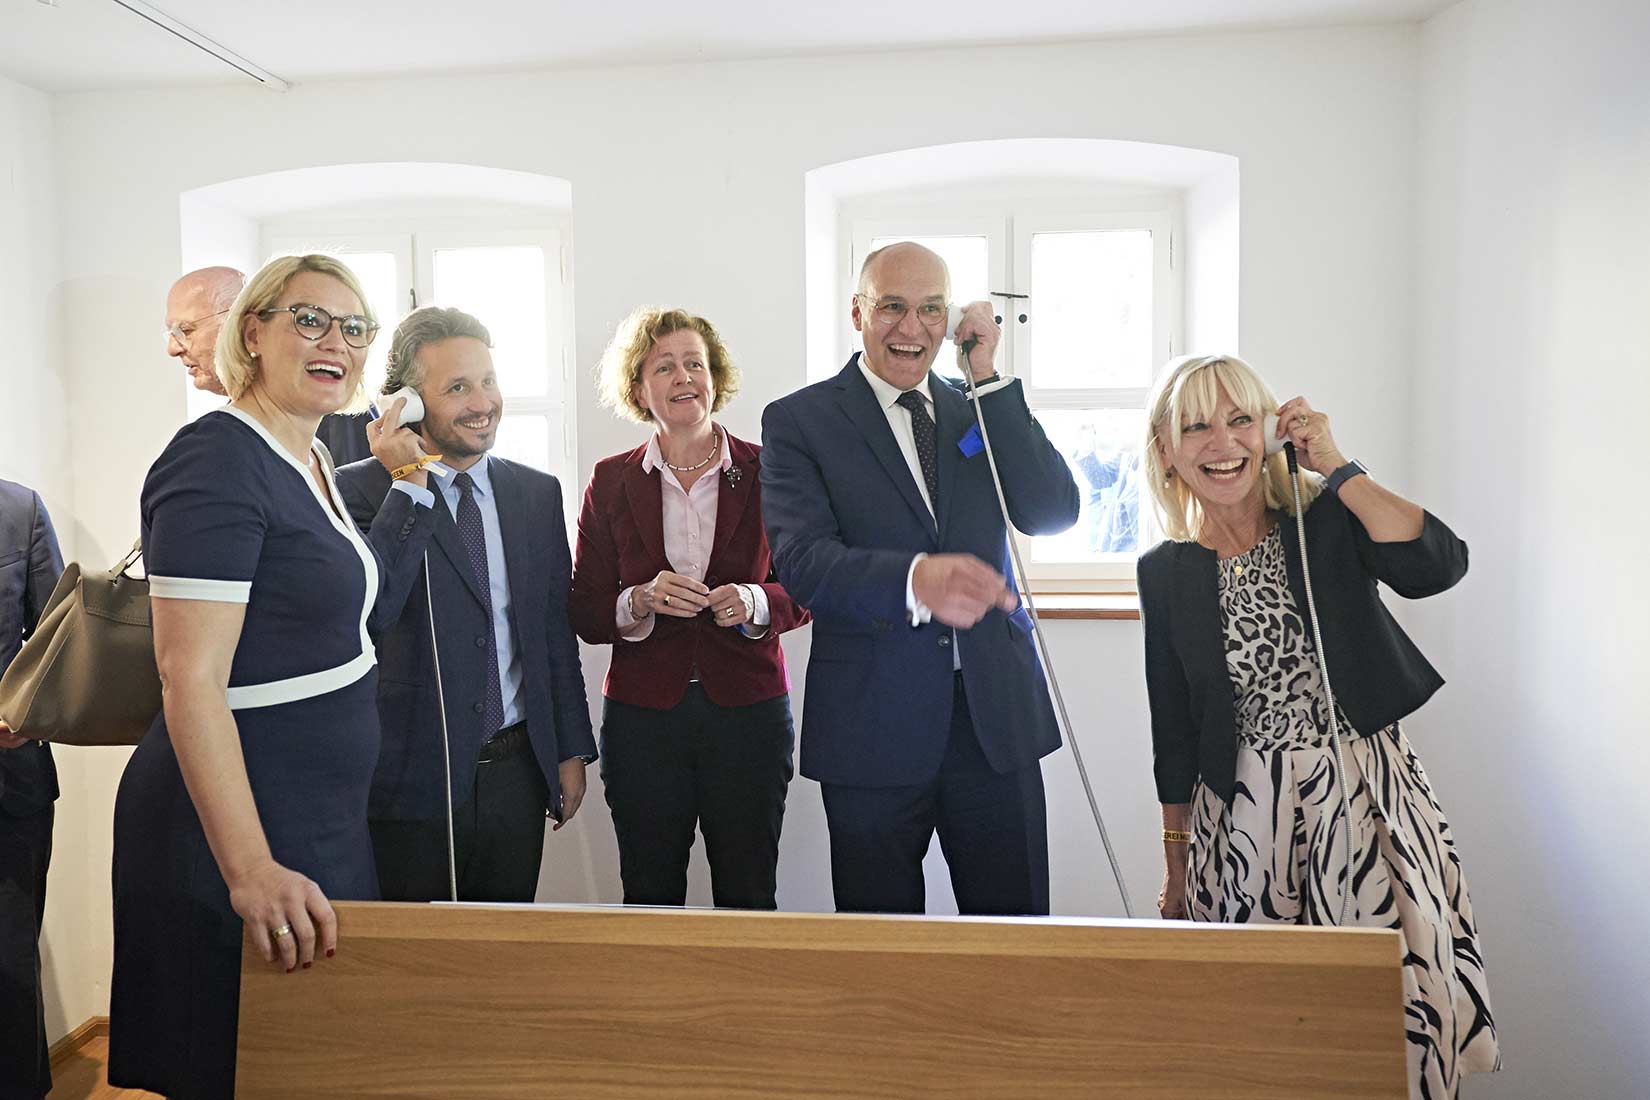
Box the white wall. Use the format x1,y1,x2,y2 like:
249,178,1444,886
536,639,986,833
1414,1,1650,1096
0,71,115,1047
19,22,1422,1043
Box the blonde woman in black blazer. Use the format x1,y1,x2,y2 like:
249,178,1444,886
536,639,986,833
1138,354,1499,1100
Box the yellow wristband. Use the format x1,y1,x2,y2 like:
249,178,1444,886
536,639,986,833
1162,829,1192,844
390,454,444,481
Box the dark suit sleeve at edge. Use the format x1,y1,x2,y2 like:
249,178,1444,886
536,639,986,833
973,380,1081,537
24,491,64,638
540,480,595,761
1139,548,1197,804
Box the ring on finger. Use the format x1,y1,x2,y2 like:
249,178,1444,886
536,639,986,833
1294,414,1309,427
662,593,670,607
272,923,293,939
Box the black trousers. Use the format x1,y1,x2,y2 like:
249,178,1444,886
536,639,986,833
370,725,550,903
0,804,52,1100
821,674,1050,916
600,686,794,909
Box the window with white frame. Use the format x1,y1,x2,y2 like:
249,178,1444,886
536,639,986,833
261,215,573,487
851,201,1179,589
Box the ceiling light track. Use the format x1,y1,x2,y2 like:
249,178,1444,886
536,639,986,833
107,0,289,92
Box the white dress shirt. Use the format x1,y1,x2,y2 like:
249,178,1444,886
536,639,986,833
855,359,958,654
613,424,771,642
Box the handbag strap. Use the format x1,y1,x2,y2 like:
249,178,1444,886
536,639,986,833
115,539,143,578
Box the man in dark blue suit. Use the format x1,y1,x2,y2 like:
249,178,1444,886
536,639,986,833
0,479,64,1100
336,307,595,903
762,242,1079,916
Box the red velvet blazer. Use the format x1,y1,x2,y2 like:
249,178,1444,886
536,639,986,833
570,430,809,710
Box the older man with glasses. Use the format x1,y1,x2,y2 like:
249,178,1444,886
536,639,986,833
761,241,1079,917
164,264,376,461
164,265,242,396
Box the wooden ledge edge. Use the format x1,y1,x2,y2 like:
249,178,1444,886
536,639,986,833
49,1015,108,1068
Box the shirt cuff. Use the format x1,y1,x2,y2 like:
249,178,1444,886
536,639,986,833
615,586,655,642
906,554,932,627
390,479,436,509
737,583,770,639
965,375,1016,398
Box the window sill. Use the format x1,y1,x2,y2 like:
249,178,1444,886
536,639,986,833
1024,592,1140,621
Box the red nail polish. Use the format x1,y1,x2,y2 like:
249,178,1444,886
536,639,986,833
286,966,295,973
325,948,335,958
302,961,312,969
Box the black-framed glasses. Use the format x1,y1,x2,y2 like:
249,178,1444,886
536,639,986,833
856,293,949,327
164,307,230,345
257,304,380,349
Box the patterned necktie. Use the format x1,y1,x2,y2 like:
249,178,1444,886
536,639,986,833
895,390,939,508
454,472,504,736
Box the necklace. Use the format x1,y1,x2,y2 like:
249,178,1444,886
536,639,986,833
662,431,721,473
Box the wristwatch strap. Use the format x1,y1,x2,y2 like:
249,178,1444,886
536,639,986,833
1326,459,1369,495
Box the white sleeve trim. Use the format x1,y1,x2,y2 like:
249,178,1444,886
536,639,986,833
149,575,253,603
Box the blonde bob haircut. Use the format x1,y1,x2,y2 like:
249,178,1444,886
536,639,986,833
215,253,376,414
1143,353,1324,542
594,307,739,423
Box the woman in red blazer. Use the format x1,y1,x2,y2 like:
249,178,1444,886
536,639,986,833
571,307,808,909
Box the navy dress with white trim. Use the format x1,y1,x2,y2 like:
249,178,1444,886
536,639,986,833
109,408,384,1100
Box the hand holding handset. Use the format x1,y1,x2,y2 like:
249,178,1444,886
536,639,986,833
377,388,451,479
382,388,425,429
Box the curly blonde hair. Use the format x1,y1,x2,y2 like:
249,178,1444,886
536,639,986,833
215,254,376,414
594,307,739,423
1143,353,1324,542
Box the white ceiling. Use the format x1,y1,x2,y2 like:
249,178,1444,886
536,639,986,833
2,0,1455,93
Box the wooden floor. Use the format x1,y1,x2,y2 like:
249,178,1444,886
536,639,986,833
48,1034,162,1100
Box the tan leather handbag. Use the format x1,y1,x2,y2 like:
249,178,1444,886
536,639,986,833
0,542,161,746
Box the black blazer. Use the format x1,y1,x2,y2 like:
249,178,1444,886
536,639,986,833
335,457,595,823
1138,491,1468,805
0,480,64,817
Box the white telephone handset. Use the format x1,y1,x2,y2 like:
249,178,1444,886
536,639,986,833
1263,413,1286,456
382,388,425,428
946,304,977,354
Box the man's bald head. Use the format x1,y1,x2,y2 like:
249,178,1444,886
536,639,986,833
166,266,245,395
856,241,951,302
852,242,953,390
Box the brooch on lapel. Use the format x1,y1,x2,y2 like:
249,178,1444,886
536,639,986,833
725,466,743,488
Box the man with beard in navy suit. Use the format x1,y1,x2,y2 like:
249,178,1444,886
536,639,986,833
336,306,594,902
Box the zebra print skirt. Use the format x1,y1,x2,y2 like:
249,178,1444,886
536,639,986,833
1187,723,1501,1100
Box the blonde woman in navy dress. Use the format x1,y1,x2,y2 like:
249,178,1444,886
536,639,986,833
109,255,430,1098
1137,354,1499,1100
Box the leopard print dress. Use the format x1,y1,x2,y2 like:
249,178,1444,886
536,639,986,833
1186,526,1501,1100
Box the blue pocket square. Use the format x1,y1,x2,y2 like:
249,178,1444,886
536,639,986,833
958,424,984,457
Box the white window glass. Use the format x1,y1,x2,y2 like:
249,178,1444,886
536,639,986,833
433,246,549,398
1028,230,1154,390
870,234,989,379
325,251,399,395
491,413,552,473
1029,408,1148,561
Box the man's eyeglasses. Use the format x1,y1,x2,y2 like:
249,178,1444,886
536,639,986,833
164,307,230,345
257,304,380,349
856,294,950,327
